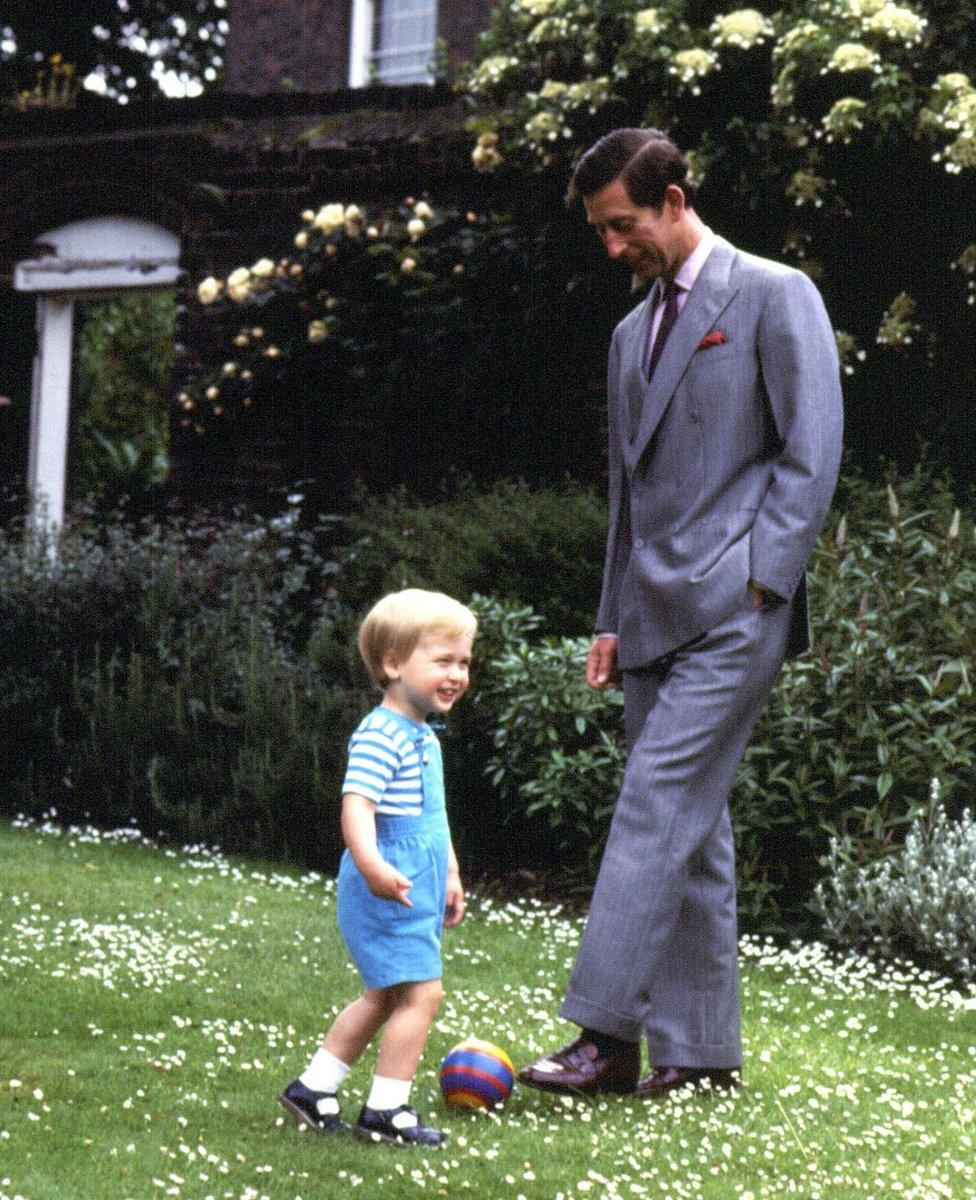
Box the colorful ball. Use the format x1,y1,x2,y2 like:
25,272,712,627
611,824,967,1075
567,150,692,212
439,1038,515,1110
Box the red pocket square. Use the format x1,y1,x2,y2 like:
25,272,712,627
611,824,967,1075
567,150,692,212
698,330,727,349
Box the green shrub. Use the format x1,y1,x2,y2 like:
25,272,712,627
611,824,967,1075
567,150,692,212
74,292,175,513
333,480,606,635
813,781,976,981
0,505,350,827
65,621,361,865
5,467,973,932
481,631,623,877
736,462,976,928
461,466,976,932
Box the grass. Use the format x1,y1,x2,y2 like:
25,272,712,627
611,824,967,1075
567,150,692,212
1,817,975,1200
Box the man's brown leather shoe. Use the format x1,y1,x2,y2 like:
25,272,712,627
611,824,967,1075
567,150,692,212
518,1036,640,1096
634,1066,739,1098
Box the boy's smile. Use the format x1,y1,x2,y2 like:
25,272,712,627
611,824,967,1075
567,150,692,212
382,631,473,722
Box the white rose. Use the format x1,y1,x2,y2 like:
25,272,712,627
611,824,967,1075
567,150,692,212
222,361,238,376
314,203,346,231
301,209,315,223
401,256,417,274
344,204,364,224
407,217,426,240
307,319,329,343
226,267,253,302
251,258,275,278
197,276,221,305
413,200,434,219
294,230,309,249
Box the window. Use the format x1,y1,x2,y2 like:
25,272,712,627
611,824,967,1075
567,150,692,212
349,0,438,86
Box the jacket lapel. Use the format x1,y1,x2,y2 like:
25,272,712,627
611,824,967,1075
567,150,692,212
629,239,740,463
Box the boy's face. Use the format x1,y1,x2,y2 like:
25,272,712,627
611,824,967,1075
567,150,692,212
382,631,474,722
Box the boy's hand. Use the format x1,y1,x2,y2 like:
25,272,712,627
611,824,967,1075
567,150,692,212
443,869,465,928
364,861,414,907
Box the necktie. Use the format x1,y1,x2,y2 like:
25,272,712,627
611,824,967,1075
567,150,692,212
646,279,680,379
630,280,680,438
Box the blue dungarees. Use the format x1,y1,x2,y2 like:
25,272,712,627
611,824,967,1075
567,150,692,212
336,718,450,989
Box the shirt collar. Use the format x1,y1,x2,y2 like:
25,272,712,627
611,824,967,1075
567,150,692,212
671,226,717,295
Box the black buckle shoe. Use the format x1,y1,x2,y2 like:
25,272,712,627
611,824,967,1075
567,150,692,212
278,1079,349,1133
354,1104,446,1147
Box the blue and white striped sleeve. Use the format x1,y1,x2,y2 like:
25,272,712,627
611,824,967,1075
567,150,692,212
342,722,405,805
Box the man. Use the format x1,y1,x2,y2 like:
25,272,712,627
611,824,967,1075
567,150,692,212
519,129,843,1098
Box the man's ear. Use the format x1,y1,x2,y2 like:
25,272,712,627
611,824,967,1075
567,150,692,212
663,183,686,217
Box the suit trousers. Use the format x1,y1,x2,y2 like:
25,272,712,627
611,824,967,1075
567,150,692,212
560,597,793,1069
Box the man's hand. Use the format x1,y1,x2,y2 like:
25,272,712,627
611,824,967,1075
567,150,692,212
363,860,413,907
443,867,465,928
586,634,621,689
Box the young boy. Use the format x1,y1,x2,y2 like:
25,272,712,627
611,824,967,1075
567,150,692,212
279,588,476,1147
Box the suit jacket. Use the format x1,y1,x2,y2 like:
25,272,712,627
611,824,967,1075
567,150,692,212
595,236,843,669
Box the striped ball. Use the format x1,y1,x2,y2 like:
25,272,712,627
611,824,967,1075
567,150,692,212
439,1038,515,1110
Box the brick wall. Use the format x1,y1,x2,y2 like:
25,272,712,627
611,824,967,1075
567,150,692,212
226,0,352,93
226,0,499,93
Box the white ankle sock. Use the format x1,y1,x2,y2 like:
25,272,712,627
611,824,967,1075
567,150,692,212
366,1075,412,1111
299,1048,351,1095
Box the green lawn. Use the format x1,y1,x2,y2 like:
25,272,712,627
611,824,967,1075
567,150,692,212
1,818,974,1200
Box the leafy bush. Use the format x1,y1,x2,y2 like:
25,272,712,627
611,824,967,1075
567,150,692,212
813,781,976,981
4,467,974,932
64,622,361,864
333,481,606,635
461,465,976,931
481,631,623,877
74,292,175,513
736,462,976,928
0,504,350,828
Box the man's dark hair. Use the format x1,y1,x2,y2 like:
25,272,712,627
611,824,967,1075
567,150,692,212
569,128,699,209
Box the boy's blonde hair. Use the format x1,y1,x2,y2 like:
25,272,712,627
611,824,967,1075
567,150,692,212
358,588,478,688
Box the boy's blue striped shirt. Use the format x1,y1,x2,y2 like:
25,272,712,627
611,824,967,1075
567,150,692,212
342,708,433,816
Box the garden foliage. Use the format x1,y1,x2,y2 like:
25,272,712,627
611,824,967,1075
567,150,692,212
74,292,175,511
814,781,976,980
2,467,974,943
184,199,621,501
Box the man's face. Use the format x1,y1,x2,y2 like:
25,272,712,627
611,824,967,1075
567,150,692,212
583,177,679,283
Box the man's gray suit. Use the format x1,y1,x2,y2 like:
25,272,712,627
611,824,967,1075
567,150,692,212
560,237,843,1068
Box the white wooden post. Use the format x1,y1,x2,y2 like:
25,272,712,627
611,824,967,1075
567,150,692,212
12,216,181,550
349,0,376,86
27,296,75,538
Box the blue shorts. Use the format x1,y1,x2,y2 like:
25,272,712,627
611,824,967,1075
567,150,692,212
336,813,449,989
